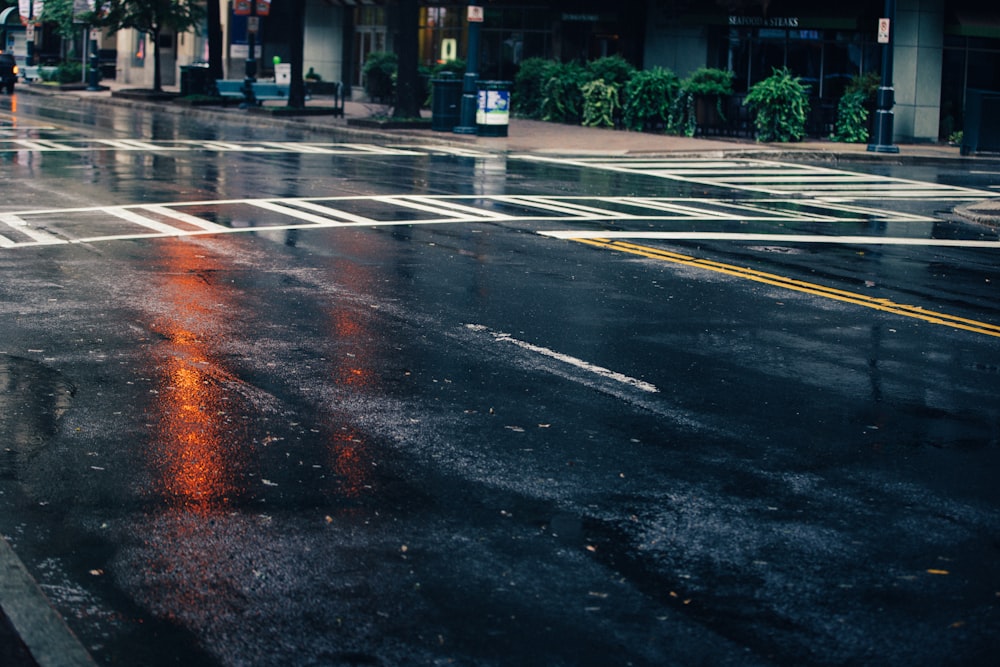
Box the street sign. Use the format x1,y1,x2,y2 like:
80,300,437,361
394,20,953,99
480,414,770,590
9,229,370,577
248,16,259,33
468,6,483,22
877,18,890,44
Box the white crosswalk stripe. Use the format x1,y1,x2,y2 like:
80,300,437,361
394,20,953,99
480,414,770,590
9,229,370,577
0,139,427,155
517,156,995,201
0,195,945,250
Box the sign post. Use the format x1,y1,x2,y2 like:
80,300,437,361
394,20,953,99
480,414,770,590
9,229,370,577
868,1,899,153
454,5,483,134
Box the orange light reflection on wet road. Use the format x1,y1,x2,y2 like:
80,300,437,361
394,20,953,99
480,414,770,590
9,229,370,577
146,241,249,515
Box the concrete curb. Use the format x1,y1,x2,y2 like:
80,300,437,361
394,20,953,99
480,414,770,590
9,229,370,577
953,200,1000,227
0,537,97,667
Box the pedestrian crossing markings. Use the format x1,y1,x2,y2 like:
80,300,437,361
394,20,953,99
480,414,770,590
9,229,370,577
518,156,995,201
0,194,973,250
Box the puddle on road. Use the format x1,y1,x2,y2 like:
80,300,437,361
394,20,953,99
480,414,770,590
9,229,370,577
0,354,75,481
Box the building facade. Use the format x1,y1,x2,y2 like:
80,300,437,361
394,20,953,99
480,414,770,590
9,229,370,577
5,1,998,143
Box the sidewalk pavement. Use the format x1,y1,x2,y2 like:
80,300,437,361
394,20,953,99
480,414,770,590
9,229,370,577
3,77,999,667
15,78,981,163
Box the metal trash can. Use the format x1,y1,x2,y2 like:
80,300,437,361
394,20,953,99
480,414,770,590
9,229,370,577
179,64,211,96
476,80,512,137
431,73,463,132
960,88,1000,156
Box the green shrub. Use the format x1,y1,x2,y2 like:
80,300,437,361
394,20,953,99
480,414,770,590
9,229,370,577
586,55,635,87
846,71,880,98
744,67,811,142
830,89,869,142
57,61,83,84
667,90,697,136
363,51,397,103
581,79,621,128
514,57,557,118
683,67,733,97
666,68,734,136
831,72,880,142
541,61,587,124
623,66,680,132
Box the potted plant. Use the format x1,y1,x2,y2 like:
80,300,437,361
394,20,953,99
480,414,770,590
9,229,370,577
744,67,811,142
623,66,681,132
683,67,734,133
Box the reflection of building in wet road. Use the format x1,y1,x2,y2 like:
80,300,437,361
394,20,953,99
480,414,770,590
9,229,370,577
0,355,75,482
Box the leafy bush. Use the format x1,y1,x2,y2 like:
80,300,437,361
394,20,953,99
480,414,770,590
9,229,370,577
744,67,811,142
831,72,880,142
514,57,557,118
541,61,587,124
363,51,397,102
665,68,734,136
623,67,680,132
830,89,869,142
667,90,697,136
683,67,733,97
581,79,621,128
586,55,635,87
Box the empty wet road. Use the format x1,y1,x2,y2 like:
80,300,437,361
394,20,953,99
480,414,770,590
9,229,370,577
1,95,999,666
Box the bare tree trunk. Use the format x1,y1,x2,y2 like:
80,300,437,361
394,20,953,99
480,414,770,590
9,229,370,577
207,0,223,81
287,0,307,107
393,0,420,118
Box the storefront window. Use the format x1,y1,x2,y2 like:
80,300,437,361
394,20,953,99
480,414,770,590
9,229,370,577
940,35,1000,138
353,7,386,88
728,26,877,100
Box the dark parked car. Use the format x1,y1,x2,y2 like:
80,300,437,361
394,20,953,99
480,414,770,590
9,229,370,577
0,52,17,93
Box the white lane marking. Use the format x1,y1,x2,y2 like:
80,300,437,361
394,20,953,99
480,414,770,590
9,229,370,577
540,230,1000,249
0,195,943,249
377,195,512,220
249,200,353,226
467,324,659,394
279,200,379,224
140,205,232,232
515,155,996,200
0,213,66,245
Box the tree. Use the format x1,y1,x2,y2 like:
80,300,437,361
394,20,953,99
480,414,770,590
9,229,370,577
285,0,306,108
96,0,204,92
40,0,98,42
392,0,420,118
206,0,222,82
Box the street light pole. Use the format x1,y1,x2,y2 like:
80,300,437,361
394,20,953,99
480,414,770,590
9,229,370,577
454,4,482,135
87,26,101,90
26,1,35,68
868,0,899,153
245,3,258,81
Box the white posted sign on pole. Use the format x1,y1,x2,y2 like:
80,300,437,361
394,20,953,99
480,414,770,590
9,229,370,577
877,18,890,44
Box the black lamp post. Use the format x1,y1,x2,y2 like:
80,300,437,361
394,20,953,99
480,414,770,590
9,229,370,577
454,5,481,135
87,27,101,90
868,0,899,153
245,3,258,81
26,2,35,68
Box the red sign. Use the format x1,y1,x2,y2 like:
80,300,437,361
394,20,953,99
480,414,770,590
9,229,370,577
234,0,251,16
255,0,270,16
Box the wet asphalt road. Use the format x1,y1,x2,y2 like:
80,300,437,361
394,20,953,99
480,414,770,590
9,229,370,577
1,95,1000,666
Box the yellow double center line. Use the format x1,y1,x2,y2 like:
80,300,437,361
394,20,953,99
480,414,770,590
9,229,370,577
574,238,1000,339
